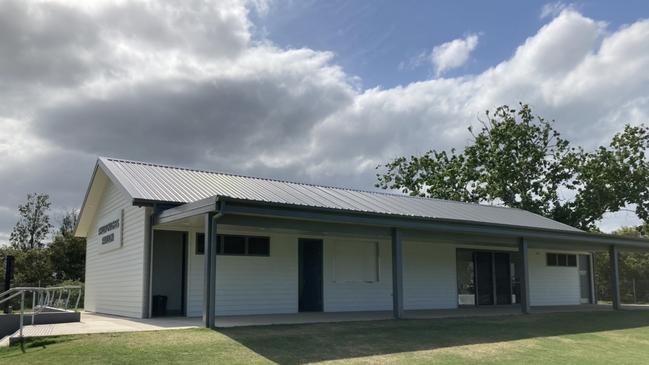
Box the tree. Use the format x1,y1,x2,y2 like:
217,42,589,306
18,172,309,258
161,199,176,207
1,209,86,288
595,225,649,303
49,210,86,282
13,248,54,286
9,193,53,251
568,125,649,229
376,103,649,230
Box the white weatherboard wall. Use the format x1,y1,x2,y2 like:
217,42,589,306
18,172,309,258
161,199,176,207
529,249,581,306
403,241,457,310
187,230,298,316
188,232,396,315
184,232,584,316
323,238,393,312
84,179,147,318
186,230,204,317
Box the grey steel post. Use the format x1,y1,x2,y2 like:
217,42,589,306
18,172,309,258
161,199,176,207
391,228,404,319
610,245,621,310
203,213,217,328
518,237,531,314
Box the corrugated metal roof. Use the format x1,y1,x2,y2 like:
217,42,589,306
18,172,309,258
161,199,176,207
99,157,581,232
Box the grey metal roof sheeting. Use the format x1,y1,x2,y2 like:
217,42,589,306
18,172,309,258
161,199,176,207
99,157,581,232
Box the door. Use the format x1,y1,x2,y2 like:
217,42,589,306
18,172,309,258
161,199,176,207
456,250,476,305
298,239,323,312
475,252,494,305
151,230,187,316
579,255,593,304
494,253,512,305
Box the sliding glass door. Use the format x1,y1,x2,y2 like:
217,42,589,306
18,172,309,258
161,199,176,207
457,249,519,306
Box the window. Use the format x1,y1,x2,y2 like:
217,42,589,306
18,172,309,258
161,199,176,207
217,235,270,256
247,236,271,256
195,233,205,255
546,253,556,266
222,235,246,255
546,253,577,267
195,234,269,256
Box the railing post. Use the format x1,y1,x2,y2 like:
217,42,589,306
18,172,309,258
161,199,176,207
64,289,71,309
31,290,35,325
75,288,82,311
19,291,25,339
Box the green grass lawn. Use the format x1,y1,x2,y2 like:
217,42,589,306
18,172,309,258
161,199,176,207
2,311,649,364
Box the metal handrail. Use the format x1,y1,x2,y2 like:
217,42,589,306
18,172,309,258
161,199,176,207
0,286,82,340
0,286,81,299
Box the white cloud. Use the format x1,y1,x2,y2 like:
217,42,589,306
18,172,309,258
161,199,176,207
540,2,576,19
0,3,648,237
429,34,479,76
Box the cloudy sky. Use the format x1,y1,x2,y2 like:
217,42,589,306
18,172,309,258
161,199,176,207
1,0,648,242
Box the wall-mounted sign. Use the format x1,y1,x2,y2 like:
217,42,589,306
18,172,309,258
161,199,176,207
97,210,123,250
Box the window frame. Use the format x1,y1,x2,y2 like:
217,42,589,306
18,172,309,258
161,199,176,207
216,234,270,257
546,253,577,267
195,233,205,255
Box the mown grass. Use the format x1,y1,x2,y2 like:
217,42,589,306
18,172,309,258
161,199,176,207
2,310,649,364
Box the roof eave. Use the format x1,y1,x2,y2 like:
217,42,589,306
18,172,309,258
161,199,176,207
74,162,101,237
75,157,141,237
152,196,649,249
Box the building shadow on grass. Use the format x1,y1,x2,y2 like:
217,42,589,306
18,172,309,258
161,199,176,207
219,310,649,364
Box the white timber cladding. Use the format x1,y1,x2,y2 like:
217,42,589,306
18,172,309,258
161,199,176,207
529,249,582,306
84,179,147,318
323,238,393,312
186,229,204,317
187,232,395,315
187,229,298,316
331,240,379,283
182,227,588,316
403,242,458,310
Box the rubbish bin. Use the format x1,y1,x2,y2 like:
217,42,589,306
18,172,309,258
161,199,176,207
152,295,167,317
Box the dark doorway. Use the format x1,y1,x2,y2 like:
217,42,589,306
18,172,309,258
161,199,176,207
151,230,187,316
475,252,494,305
458,249,517,306
298,238,323,312
494,253,512,305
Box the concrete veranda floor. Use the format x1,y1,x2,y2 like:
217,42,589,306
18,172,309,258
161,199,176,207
4,303,643,344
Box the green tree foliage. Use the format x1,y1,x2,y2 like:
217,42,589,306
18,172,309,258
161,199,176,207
571,125,649,229
377,104,649,230
9,193,53,251
1,206,86,288
595,225,649,303
49,210,86,282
